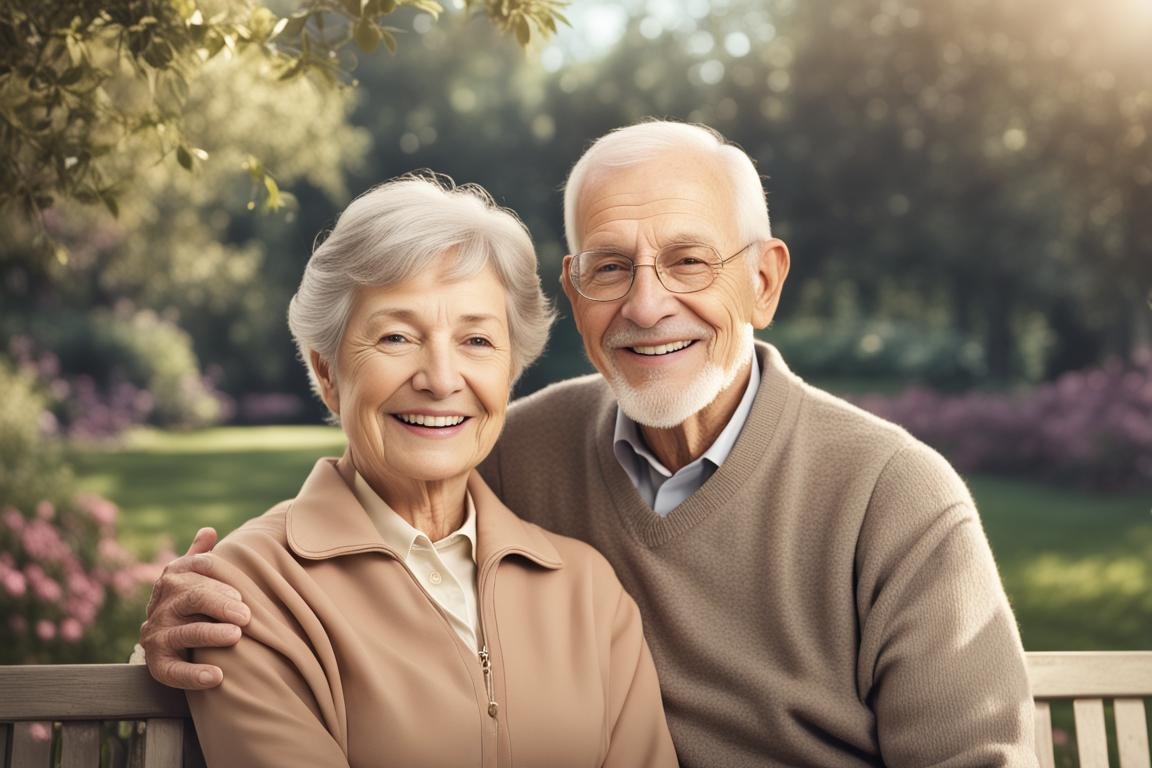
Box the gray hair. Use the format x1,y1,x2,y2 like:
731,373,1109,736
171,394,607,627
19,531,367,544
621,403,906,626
288,173,556,407
562,121,772,255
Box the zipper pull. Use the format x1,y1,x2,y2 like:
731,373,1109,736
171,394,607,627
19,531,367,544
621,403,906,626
478,646,499,718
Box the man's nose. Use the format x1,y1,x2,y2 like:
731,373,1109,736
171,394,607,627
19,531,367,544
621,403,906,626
412,343,464,398
619,263,675,328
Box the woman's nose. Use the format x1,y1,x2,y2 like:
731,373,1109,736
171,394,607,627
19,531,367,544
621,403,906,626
412,343,464,398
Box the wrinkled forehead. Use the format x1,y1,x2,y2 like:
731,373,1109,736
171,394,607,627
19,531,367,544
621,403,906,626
575,152,740,245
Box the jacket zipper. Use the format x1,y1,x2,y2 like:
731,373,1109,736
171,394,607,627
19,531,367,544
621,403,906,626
478,645,499,718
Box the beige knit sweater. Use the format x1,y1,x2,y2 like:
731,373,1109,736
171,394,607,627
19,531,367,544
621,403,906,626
480,342,1036,768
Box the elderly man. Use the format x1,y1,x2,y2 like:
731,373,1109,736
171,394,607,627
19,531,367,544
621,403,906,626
141,121,1035,766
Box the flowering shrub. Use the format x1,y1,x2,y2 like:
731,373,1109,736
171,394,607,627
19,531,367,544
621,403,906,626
854,358,1152,490
0,494,173,664
8,305,231,439
0,359,173,662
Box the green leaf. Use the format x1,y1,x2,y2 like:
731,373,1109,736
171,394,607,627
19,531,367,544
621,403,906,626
354,19,382,54
380,28,397,54
514,17,530,46
263,174,283,211
57,67,85,87
176,145,193,170
341,0,362,17
100,192,119,218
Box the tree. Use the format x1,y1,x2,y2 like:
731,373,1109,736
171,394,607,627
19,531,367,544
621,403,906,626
0,0,568,220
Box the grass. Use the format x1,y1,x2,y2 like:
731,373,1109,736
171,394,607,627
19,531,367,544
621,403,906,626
70,426,1152,651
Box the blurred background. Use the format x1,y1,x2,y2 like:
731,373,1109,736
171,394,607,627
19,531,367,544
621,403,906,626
2,0,1150,706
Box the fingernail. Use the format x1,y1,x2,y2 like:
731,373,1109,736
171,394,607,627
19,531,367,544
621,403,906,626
225,602,250,623
197,670,215,686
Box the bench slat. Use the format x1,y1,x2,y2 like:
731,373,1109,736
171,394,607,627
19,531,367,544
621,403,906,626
144,718,185,768
1030,652,1152,698
1033,700,1056,768
0,664,187,720
1116,698,1151,768
60,721,101,768
10,722,52,768
1074,698,1110,768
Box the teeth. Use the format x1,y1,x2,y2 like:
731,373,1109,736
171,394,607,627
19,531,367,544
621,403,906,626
397,414,466,428
632,340,692,356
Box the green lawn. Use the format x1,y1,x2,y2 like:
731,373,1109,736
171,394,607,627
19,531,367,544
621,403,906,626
71,426,1152,651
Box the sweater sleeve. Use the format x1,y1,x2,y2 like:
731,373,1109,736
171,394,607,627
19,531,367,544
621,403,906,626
855,445,1037,767
602,587,680,768
187,547,350,768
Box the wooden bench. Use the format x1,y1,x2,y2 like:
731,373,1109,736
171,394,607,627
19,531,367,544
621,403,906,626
2,652,1150,766
0,664,201,768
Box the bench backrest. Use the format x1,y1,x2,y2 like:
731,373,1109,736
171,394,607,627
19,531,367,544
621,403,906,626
1029,651,1152,768
0,664,200,768
3,652,1151,766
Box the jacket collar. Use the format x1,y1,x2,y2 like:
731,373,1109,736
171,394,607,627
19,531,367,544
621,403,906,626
286,457,563,571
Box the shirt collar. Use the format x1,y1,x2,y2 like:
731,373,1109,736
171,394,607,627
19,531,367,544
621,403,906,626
613,351,762,478
351,471,478,563
285,456,561,570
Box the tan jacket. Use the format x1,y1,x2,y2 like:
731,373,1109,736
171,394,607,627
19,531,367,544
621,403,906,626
188,458,677,768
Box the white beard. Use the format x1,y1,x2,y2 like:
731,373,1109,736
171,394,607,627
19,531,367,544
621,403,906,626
606,324,754,429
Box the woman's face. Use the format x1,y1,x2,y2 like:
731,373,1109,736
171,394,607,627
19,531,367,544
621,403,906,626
316,257,514,492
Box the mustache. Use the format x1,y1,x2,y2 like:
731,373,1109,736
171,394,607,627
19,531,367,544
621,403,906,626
604,321,711,348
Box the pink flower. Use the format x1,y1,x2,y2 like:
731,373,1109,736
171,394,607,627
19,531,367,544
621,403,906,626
59,618,83,642
35,619,56,641
77,493,118,526
21,519,70,562
28,722,51,742
98,537,129,564
35,500,55,521
2,507,23,533
2,570,27,597
33,576,62,603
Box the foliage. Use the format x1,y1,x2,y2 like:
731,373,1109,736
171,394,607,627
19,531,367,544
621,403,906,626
9,307,228,435
0,0,568,219
855,358,1152,490
0,361,171,663
767,320,985,388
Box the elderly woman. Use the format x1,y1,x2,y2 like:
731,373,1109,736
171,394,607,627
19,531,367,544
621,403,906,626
186,175,676,767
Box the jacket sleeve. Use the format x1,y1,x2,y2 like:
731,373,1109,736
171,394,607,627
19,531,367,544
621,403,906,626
186,553,350,768
602,587,680,768
856,445,1037,767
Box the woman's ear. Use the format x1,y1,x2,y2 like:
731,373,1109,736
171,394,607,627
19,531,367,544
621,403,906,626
750,239,791,329
310,350,340,415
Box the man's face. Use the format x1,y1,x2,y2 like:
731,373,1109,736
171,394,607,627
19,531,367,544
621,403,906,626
562,153,778,428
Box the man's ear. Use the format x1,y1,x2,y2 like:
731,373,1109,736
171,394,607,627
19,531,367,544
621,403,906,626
310,350,340,415
750,239,791,329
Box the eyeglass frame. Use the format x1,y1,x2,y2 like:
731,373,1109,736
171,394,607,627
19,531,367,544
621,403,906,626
567,241,757,302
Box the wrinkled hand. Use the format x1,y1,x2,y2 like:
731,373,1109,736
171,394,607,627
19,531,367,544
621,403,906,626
139,527,251,690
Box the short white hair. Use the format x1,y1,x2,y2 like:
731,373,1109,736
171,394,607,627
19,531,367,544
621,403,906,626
288,173,555,409
562,120,772,254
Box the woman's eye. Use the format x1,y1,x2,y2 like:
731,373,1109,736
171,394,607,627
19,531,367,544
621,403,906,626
465,336,493,347
379,334,407,344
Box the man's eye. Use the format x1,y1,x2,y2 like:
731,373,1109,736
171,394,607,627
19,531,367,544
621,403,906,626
593,260,630,274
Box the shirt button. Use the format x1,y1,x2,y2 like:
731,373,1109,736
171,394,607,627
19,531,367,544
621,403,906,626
429,571,443,585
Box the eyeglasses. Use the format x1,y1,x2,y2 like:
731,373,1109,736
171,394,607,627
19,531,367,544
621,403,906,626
568,242,754,302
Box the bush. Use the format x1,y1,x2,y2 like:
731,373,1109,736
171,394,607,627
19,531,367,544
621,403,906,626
9,306,229,437
0,496,172,664
0,361,172,662
768,319,986,389
854,358,1152,490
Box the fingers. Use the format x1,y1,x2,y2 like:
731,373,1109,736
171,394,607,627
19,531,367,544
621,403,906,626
142,621,243,689
169,575,250,625
186,527,219,557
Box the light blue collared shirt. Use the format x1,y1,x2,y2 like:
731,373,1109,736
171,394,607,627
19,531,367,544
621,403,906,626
612,354,761,516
